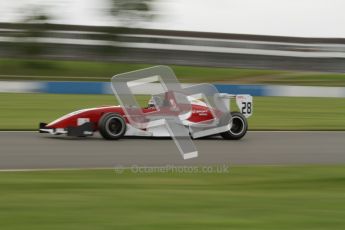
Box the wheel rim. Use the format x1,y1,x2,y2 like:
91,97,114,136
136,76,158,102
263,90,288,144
230,116,245,135
105,117,125,137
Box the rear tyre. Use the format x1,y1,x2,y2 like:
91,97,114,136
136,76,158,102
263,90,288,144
220,112,248,140
98,113,126,140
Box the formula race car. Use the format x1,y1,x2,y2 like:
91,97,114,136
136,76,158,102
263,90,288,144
39,92,253,140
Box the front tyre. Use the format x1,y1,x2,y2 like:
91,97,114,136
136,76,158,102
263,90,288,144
98,113,126,140
220,112,248,140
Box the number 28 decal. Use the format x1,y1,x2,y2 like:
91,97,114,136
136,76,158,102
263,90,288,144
241,102,252,114
235,95,253,118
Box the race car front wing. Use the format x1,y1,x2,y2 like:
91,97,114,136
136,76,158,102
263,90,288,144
39,122,94,137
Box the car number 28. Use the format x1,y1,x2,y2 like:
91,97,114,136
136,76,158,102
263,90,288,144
241,102,252,114
235,95,253,118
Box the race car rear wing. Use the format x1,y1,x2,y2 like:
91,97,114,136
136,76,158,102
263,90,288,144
217,93,253,118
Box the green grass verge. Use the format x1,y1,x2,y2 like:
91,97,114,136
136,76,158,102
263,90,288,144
0,165,345,229
1,93,345,130
1,58,345,85
262,74,345,87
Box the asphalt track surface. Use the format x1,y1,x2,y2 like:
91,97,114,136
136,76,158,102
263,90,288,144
0,131,345,170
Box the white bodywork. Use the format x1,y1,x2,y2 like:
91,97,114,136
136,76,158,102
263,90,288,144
124,93,253,137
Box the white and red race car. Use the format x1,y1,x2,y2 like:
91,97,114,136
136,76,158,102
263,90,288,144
39,92,253,140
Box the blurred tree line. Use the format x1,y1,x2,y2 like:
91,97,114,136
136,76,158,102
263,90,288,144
11,0,155,58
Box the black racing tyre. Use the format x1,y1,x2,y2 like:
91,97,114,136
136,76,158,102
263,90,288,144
98,113,126,140
220,112,248,140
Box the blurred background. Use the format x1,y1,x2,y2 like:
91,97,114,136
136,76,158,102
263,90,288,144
0,0,345,70
0,0,344,130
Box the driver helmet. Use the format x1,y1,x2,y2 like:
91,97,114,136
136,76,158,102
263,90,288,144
148,96,162,108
